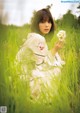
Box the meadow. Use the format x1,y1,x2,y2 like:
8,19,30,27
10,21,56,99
0,11,80,113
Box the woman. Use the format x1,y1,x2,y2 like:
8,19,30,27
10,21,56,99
16,8,66,98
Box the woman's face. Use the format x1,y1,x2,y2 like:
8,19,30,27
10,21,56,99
39,20,52,35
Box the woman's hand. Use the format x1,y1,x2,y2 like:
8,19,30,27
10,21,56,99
51,40,64,55
51,30,66,55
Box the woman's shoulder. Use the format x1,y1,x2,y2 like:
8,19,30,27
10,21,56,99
27,32,45,41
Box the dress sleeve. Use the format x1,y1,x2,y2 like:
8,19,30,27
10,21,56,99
44,51,65,67
16,33,49,65
25,33,48,56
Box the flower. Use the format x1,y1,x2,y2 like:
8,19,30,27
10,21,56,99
38,42,44,50
57,30,66,41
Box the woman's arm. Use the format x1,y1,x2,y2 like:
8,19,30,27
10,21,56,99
51,41,64,55
51,30,66,55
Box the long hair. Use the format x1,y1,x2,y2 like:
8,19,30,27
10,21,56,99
31,8,55,35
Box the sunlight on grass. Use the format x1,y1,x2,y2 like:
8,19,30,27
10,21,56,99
0,18,80,113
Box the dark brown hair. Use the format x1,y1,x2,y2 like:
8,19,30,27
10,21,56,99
31,8,55,35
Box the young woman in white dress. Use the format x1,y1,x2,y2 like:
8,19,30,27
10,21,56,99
16,8,66,98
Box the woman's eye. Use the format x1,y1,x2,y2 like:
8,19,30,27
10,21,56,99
40,20,45,23
40,21,51,24
48,20,51,23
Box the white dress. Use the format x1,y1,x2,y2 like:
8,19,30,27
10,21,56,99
16,33,65,98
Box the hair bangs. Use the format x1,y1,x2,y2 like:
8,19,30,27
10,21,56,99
38,10,52,23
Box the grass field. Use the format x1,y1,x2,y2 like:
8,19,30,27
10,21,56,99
0,15,80,113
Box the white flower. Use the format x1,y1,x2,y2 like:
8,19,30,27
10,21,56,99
57,30,66,41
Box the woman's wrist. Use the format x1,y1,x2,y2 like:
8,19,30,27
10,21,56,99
51,47,57,55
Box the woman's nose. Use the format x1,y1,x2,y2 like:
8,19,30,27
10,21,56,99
45,22,49,26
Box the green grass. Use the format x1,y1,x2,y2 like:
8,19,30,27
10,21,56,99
0,21,80,113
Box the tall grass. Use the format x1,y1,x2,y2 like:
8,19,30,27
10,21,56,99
0,21,80,113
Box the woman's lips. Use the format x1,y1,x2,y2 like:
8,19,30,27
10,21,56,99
44,29,49,31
